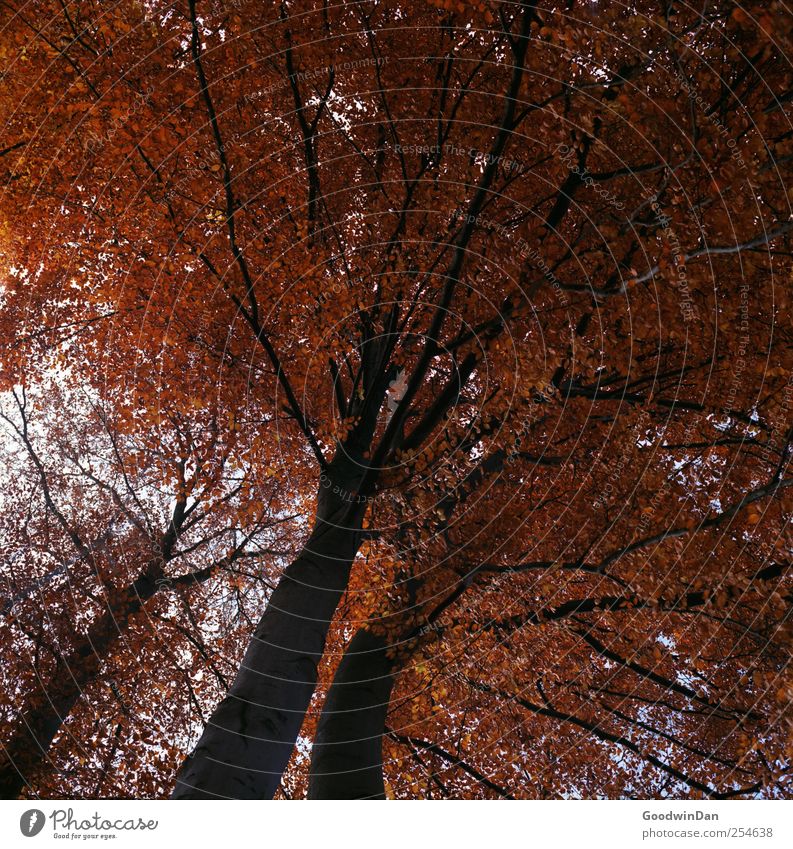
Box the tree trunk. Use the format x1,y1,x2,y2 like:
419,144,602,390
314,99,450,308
307,627,396,799
172,462,368,800
0,572,162,799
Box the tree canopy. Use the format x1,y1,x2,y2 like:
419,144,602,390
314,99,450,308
0,0,791,799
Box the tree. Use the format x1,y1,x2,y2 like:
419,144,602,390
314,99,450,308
0,380,296,797
0,0,791,799
305,449,792,798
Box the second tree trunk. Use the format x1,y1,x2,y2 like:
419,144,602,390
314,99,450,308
307,627,396,799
